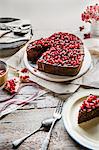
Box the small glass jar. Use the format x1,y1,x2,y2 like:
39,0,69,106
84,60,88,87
91,21,99,37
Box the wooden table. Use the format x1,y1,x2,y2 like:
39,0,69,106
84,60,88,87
1,40,99,150
0,0,98,149
0,32,98,150
0,84,90,150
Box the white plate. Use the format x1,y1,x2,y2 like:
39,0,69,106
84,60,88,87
24,47,91,82
62,91,99,150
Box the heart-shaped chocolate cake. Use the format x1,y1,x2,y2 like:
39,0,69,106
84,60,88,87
26,32,84,76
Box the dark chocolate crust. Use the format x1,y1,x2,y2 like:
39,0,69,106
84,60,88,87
78,108,99,124
26,38,49,63
37,57,83,76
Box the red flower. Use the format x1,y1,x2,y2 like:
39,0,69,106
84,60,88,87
81,4,99,23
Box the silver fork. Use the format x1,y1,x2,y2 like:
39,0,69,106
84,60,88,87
41,100,64,150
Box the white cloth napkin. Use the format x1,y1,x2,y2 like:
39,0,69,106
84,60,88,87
72,40,99,88
0,20,32,42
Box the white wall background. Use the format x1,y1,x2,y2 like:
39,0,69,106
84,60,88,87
0,0,98,31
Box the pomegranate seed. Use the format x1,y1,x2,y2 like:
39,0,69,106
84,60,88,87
79,26,84,31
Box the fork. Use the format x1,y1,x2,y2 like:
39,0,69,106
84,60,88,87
41,100,64,150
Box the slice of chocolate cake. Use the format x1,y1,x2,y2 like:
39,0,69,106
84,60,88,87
78,95,99,124
27,38,50,63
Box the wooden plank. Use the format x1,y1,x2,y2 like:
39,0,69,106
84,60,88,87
0,108,85,150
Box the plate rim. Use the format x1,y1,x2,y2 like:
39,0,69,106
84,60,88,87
62,92,99,150
24,47,91,82
0,17,20,23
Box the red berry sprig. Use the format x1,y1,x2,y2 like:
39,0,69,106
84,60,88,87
81,4,99,23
